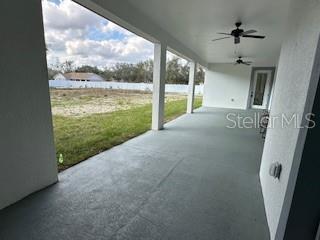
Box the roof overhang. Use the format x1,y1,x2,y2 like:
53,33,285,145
75,0,292,66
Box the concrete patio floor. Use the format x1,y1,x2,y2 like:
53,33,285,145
0,107,269,240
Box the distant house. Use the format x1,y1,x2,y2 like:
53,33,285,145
53,72,105,82
53,73,67,80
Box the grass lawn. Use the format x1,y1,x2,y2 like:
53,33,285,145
53,97,202,170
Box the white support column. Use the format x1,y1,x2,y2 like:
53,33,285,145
187,61,197,113
152,43,167,130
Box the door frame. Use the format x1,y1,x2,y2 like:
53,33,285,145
247,67,276,110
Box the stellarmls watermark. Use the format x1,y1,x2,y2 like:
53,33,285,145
226,112,316,129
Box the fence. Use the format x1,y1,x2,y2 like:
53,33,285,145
49,80,204,95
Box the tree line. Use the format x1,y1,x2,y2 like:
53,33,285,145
48,57,205,85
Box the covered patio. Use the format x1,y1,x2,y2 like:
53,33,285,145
0,108,269,239
2,0,320,239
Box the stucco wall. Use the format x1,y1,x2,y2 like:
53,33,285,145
0,1,58,209
259,0,320,239
203,64,252,109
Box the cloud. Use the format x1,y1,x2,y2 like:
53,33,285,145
63,35,153,66
42,0,153,69
42,0,103,30
101,21,133,37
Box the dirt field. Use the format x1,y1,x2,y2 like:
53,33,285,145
50,88,203,170
50,88,187,117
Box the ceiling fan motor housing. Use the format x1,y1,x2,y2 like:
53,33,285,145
231,28,244,38
231,23,243,44
235,22,242,28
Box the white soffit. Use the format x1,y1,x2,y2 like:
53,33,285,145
125,0,291,64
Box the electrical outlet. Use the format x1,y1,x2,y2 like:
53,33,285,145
269,162,282,179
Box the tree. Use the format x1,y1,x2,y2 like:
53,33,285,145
132,60,153,83
75,65,103,75
102,68,114,81
47,68,59,80
143,59,153,83
196,66,205,84
59,60,75,73
111,63,135,82
166,57,189,84
47,57,201,83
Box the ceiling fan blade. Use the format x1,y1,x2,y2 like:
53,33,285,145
212,36,231,42
241,30,257,35
234,37,240,44
242,35,265,39
217,33,232,36
242,62,251,66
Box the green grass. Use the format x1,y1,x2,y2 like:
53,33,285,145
53,97,202,170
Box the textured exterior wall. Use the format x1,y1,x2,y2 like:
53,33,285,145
259,0,320,239
0,1,58,209
203,64,252,109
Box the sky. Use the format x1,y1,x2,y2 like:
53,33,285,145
42,0,156,69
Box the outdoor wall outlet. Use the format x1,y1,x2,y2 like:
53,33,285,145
269,162,282,179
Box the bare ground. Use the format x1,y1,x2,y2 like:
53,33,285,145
50,88,187,117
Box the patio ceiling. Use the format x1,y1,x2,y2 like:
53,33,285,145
125,0,291,65
77,0,291,65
